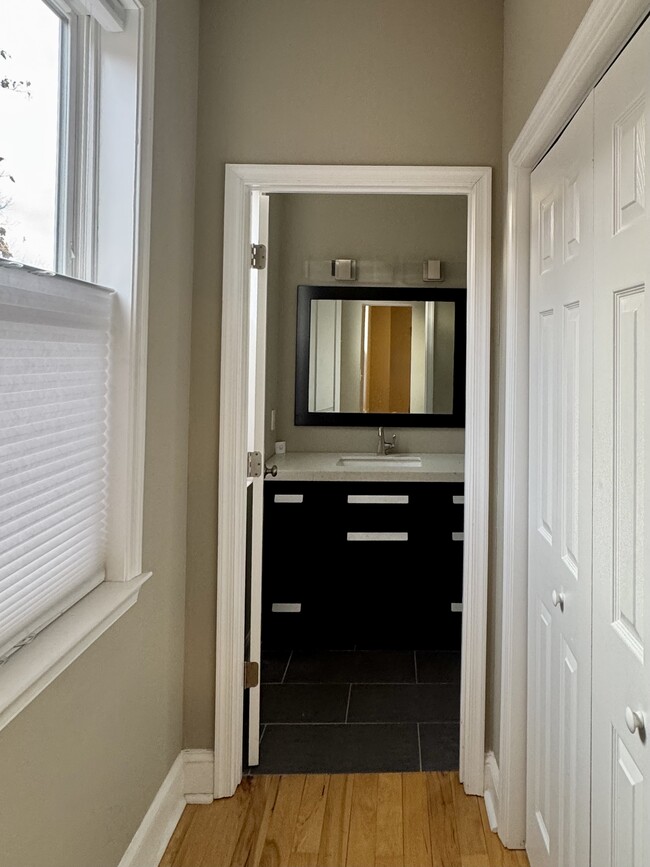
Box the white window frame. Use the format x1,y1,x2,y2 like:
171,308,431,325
0,0,156,731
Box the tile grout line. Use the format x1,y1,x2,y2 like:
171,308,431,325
414,650,419,684
261,720,459,726
276,680,456,686
345,683,352,723
417,723,423,772
281,649,294,684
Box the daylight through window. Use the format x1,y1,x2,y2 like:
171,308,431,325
1,0,64,271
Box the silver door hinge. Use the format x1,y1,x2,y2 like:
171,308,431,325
247,451,262,478
251,243,266,270
244,661,259,689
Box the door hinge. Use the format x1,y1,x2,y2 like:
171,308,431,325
244,661,259,689
251,243,267,270
247,451,262,478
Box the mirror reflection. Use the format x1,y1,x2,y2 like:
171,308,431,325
295,285,466,428
308,299,456,415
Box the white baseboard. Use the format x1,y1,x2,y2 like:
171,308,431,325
119,749,215,867
118,753,186,867
483,751,500,832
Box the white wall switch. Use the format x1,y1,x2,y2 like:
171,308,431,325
275,441,286,455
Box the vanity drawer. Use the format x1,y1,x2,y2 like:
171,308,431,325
340,482,464,538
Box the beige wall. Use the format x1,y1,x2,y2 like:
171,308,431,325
484,0,594,760
502,0,593,155
265,193,467,457
185,0,504,748
0,2,199,865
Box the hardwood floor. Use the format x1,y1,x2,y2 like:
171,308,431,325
160,772,529,867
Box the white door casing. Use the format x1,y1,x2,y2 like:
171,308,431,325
527,95,594,867
215,165,492,799
591,20,650,867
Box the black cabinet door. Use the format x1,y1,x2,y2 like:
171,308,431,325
262,482,349,649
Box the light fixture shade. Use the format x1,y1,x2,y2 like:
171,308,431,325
331,258,357,281
423,259,443,281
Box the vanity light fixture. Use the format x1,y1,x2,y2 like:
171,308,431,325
423,258,443,281
331,258,357,281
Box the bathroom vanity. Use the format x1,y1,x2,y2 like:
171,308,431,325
262,453,464,650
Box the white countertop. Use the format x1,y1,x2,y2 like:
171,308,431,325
266,452,464,482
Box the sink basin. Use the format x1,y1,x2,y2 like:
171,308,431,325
337,454,422,468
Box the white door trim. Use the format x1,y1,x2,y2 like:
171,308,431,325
215,163,492,799
499,0,650,848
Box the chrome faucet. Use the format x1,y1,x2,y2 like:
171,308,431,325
377,426,397,455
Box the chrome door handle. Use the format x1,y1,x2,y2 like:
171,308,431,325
625,707,645,735
264,464,278,478
552,589,565,611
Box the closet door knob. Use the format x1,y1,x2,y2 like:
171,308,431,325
625,707,645,735
551,589,565,611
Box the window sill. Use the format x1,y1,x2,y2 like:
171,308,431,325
0,572,151,733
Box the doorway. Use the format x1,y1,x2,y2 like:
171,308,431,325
253,192,467,776
214,165,492,799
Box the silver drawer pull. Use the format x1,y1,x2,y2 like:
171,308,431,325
347,531,408,542
453,495,464,505
272,602,301,613
274,494,303,503
347,494,409,504
452,532,464,542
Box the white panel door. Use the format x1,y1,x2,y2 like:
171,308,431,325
245,191,270,767
528,93,594,867
592,20,650,867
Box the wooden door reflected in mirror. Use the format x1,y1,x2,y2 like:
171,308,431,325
363,305,412,413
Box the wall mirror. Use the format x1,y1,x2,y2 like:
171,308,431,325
295,285,466,427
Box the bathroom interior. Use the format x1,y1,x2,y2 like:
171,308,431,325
253,192,467,775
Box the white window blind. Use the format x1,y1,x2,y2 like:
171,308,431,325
0,269,114,663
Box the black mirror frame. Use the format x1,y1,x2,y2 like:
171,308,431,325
294,284,467,428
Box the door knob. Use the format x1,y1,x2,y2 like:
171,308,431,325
551,589,565,611
625,707,645,735
264,464,278,478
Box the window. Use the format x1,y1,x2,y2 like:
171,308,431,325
0,0,154,722
0,0,63,271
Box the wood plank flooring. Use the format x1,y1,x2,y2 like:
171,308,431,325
160,772,529,867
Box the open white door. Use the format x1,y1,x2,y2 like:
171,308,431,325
244,191,269,767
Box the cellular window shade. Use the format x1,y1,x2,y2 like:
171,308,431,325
0,272,114,663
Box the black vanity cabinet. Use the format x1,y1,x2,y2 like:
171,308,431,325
262,480,464,651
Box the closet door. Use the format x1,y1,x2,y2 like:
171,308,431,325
592,19,650,867
527,93,594,867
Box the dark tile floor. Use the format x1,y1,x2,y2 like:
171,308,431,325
249,649,461,775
